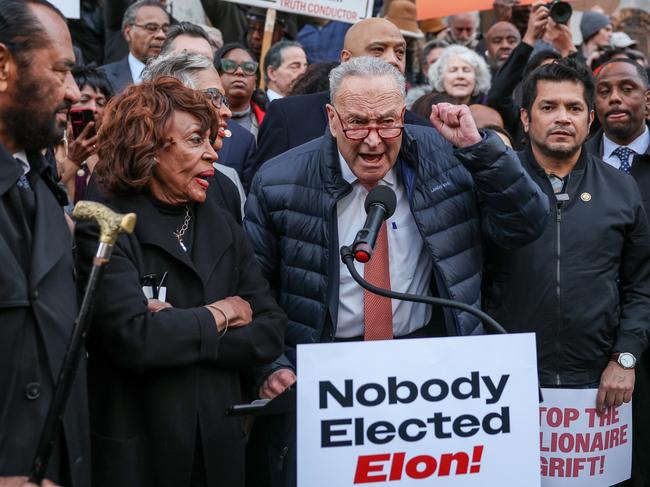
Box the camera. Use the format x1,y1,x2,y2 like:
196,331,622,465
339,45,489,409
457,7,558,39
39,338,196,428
545,0,572,25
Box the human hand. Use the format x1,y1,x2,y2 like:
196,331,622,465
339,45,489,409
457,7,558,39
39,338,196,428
66,122,98,166
207,296,253,332
546,21,575,57
147,299,172,312
493,0,519,22
430,103,482,148
259,368,297,399
596,361,635,415
523,1,549,46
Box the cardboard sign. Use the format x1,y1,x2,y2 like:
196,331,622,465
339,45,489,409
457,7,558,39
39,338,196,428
221,0,373,23
416,0,536,21
540,388,632,487
297,333,540,486
50,0,80,19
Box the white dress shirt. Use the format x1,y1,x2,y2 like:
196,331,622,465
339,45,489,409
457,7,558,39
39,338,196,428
336,153,433,338
13,150,29,175
266,88,283,103
128,53,146,84
602,126,650,169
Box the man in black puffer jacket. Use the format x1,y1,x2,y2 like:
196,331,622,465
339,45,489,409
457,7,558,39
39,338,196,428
245,56,549,393
243,56,549,487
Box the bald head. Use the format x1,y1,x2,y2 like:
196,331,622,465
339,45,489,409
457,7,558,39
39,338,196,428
485,21,520,69
341,18,407,73
469,104,504,129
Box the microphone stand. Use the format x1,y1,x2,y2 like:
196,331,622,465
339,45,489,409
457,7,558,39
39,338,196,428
340,245,507,334
341,245,543,401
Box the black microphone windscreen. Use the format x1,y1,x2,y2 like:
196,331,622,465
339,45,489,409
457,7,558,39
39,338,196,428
364,185,397,218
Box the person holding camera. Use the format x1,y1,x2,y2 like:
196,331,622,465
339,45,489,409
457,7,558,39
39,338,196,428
54,64,113,205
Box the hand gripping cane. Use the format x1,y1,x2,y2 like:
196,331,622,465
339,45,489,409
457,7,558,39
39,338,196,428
29,201,136,483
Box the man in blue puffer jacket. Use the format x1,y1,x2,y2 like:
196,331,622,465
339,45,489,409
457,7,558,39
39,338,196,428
243,55,549,486
245,55,549,396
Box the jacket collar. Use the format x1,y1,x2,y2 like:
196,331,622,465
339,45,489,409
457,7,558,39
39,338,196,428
586,122,650,158
0,143,24,196
521,143,589,179
113,192,233,287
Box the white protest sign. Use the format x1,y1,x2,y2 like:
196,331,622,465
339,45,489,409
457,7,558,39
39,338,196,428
540,388,632,487
221,0,373,24
50,0,80,19
297,333,540,486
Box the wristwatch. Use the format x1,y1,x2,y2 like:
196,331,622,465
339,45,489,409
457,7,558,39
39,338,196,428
611,352,636,369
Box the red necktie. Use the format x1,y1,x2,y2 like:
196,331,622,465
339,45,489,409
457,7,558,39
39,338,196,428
363,221,394,340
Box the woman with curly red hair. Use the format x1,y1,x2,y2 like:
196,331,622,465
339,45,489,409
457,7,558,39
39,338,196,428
75,77,286,487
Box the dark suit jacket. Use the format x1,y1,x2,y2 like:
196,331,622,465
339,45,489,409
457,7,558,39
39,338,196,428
220,120,256,193
99,56,133,94
75,192,286,487
254,90,432,168
585,123,650,487
0,146,90,485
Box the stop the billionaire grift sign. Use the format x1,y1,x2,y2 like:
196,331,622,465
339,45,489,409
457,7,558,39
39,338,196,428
297,334,541,486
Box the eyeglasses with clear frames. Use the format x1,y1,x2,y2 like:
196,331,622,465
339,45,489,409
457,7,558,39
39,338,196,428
333,107,404,141
201,88,230,109
132,22,170,33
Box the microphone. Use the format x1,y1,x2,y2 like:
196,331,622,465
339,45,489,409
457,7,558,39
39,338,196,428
352,185,397,263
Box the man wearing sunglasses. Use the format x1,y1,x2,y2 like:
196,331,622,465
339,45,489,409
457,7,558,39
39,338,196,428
100,0,170,94
244,56,548,486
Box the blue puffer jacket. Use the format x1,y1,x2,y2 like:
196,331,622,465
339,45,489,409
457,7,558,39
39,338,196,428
244,126,549,367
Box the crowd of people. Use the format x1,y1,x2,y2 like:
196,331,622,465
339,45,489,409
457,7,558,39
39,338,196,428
1,0,650,486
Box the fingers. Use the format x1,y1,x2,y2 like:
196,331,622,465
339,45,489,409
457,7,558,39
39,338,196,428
596,386,607,415
147,299,172,312
259,369,297,400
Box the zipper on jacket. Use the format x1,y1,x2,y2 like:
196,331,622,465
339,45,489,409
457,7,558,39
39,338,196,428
555,204,562,386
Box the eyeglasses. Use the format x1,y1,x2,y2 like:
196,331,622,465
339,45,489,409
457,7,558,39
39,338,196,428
201,88,230,109
333,108,404,141
219,59,259,76
132,22,170,33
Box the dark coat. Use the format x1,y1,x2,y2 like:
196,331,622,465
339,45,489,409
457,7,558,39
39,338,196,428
254,90,432,169
0,146,90,485
75,192,286,487
220,119,257,192
245,127,549,369
484,146,650,385
585,125,650,487
99,56,133,94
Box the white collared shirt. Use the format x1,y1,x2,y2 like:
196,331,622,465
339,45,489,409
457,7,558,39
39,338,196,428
336,153,433,338
266,88,283,103
602,126,650,170
13,150,30,175
128,52,146,84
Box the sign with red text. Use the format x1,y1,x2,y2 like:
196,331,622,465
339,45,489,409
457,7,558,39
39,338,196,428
297,334,540,486
540,388,632,487
222,0,373,23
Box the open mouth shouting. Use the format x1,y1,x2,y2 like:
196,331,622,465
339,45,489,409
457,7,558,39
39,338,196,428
194,168,215,189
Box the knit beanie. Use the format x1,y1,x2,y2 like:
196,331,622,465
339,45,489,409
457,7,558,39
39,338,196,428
580,11,611,42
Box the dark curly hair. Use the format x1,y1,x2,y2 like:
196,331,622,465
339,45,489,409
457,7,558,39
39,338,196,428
94,77,219,196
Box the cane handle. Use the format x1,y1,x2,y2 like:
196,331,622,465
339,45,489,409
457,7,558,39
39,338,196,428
72,201,137,245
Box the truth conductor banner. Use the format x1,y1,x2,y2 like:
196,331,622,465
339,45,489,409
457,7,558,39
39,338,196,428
50,0,80,18
221,0,373,23
540,388,632,487
297,333,540,486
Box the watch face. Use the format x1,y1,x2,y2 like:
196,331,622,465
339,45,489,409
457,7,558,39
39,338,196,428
619,353,635,368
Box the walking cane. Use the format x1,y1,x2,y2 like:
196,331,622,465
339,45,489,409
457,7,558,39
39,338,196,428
29,201,136,483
